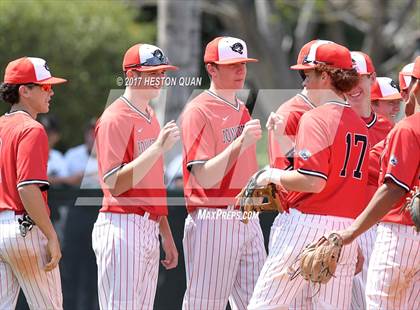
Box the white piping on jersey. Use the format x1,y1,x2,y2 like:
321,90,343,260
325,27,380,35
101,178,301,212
17,180,50,188
186,159,208,170
384,173,410,192
297,168,328,180
5,110,32,117
325,100,351,107
297,93,316,109
366,112,377,129
205,90,240,111
103,164,126,182
120,96,152,123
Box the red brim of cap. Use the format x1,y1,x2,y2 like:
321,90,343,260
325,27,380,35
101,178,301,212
213,58,258,65
37,77,67,84
372,93,402,101
290,63,315,70
129,65,179,72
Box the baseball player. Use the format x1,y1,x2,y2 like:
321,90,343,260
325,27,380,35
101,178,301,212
0,57,66,309
92,43,180,310
399,62,416,114
346,51,396,310
371,77,402,125
248,41,367,310
336,56,420,309
180,36,266,310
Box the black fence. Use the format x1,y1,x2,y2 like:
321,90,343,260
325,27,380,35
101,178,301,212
16,187,277,310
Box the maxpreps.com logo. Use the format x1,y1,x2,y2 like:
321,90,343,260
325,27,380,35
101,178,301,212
230,42,243,55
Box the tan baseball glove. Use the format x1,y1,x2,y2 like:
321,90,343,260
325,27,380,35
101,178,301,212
400,186,420,232
236,169,284,224
288,233,343,285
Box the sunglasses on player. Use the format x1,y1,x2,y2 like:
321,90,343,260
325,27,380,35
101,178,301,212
125,54,169,70
25,83,52,92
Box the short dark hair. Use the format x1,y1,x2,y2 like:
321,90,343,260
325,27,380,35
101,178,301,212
0,83,36,105
314,64,359,93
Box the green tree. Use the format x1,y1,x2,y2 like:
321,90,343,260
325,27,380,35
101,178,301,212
0,0,155,150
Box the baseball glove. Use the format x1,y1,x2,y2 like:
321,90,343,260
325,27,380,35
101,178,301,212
400,186,420,232
288,233,343,285
236,169,284,224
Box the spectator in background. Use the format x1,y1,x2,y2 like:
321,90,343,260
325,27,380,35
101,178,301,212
60,117,100,310
38,114,69,185
64,117,100,188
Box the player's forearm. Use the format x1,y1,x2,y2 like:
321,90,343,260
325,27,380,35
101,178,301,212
264,169,326,193
18,185,58,240
192,136,245,188
107,143,163,196
159,216,174,241
346,182,406,242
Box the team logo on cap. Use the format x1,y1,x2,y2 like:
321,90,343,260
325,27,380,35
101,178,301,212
44,63,50,72
153,49,165,61
389,80,398,90
299,149,312,161
230,42,244,55
390,155,398,166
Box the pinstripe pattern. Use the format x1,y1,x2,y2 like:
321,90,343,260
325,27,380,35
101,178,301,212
0,211,62,310
182,208,266,310
92,212,160,310
248,210,358,310
366,222,420,310
350,225,377,310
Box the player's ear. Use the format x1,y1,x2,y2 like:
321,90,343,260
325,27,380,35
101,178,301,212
206,63,217,78
18,85,31,99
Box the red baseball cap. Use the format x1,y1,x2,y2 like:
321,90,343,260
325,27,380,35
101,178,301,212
293,39,332,66
399,62,414,90
4,57,67,84
123,44,178,72
351,51,375,75
204,37,258,64
290,41,353,70
371,77,402,101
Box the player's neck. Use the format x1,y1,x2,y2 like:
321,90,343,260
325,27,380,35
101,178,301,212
122,89,149,113
9,102,36,119
320,90,347,105
352,100,372,118
208,84,237,104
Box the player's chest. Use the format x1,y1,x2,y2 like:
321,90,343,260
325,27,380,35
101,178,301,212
132,120,160,156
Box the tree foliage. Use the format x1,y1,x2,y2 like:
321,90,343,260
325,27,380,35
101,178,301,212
0,0,155,150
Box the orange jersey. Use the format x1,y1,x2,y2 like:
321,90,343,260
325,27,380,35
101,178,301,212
95,97,167,216
363,112,393,202
363,112,393,147
286,101,369,218
379,112,420,225
268,93,315,169
0,111,49,213
181,90,258,213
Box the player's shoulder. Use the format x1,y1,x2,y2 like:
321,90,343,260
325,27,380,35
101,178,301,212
277,93,315,114
182,91,210,117
390,113,420,141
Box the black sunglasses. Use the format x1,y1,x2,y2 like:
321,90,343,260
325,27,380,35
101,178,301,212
125,53,169,69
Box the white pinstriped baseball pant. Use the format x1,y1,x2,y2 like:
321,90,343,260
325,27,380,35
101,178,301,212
92,212,160,310
0,211,63,310
182,207,267,310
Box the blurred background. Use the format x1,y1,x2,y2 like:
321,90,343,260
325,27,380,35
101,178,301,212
1,0,418,309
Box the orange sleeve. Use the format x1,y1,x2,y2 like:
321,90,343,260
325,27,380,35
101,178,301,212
294,113,330,180
379,127,419,192
181,106,216,170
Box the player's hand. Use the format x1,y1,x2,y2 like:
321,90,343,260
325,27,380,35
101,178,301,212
354,245,364,275
240,119,262,148
156,120,180,152
161,235,178,270
266,112,285,136
333,229,356,245
44,236,62,272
